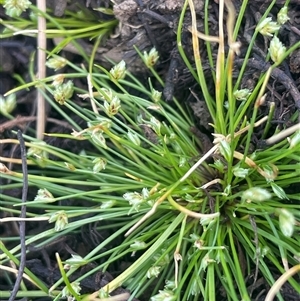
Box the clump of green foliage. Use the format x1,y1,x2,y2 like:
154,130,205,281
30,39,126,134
1,0,300,300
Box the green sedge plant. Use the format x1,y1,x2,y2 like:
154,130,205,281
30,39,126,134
1,0,300,300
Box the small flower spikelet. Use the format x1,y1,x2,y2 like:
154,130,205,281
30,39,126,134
123,188,149,212
62,282,81,298
127,131,141,146
0,94,16,115
34,188,54,202
52,74,65,87
49,211,68,231
277,6,290,25
46,57,67,71
92,157,107,173
233,166,249,178
147,266,161,278
279,209,295,237
103,95,121,117
242,187,271,202
53,80,74,105
234,88,251,101
4,0,31,17
152,89,162,102
256,17,280,36
110,60,126,80
269,36,286,65
27,142,49,162
64,254,88,269
144,47,159,68
90,131,107,149
150,290,176,301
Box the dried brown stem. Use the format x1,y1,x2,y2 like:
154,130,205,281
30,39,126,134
37,0,46,140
